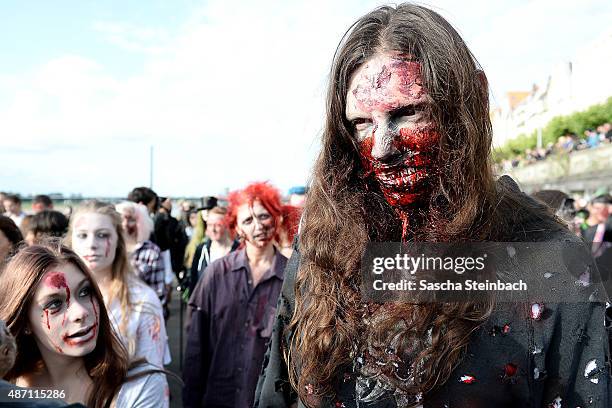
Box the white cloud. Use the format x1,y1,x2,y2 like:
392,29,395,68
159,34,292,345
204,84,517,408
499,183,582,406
92,21,171,55
1,0,610,196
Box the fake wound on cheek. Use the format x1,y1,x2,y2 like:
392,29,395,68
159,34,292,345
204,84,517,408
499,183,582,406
358,126,441,168
396,127,441,152
39,310,64,353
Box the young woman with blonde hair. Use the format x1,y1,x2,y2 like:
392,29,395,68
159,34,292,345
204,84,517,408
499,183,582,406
66,201,170,368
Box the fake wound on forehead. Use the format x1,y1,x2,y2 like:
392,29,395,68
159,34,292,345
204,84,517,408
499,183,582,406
390,60,423,87
45,271,68,289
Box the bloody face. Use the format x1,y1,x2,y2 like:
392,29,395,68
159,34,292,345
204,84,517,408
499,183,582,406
235,200,276,249
120,209,138,239
345,53,440,208
27,262,99,357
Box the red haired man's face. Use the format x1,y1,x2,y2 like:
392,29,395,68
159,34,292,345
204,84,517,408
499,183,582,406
235,200,276,249
345,52,441,208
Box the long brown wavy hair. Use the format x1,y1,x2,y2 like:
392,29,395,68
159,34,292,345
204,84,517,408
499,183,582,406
0,242,129,408
288,3,564,405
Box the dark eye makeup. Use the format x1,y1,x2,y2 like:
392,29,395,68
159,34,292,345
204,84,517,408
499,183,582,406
79,285,92,298
390,104,426,119
43,298,63,313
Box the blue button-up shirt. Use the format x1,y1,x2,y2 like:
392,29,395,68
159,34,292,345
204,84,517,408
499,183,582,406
183,247,287,408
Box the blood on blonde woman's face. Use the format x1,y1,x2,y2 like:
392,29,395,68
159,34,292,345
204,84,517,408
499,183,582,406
71,213,118,274
27,262,99,357
345,52,440,208
235,201,276,249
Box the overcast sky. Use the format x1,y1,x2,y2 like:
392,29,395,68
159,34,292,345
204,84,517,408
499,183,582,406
1,0,611,198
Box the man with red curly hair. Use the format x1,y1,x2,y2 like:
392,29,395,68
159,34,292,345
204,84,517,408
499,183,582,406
183,182,288,408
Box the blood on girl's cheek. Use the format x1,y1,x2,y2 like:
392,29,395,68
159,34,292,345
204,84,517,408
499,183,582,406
39,310,64,353
104,237,110,258
90,296,99,336
59,297,98,348
45,272,72,329
43,310,50,330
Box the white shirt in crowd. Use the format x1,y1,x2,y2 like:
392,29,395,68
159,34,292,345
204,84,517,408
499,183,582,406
107,278,172,368
114,363,169,408
3,211,26,229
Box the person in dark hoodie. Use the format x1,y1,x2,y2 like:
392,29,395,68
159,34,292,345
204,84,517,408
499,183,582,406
254,4,610,408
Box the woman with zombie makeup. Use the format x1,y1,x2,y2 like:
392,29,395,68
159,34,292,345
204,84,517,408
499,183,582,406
254,4,610,408
0,243,168,407
114,201,167,303
66,201,171,370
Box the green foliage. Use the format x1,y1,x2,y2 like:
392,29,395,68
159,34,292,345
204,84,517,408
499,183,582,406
542,116,570,145
493,96,612,163
492,131,537,162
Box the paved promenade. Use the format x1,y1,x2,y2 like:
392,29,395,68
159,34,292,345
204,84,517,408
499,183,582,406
165,290,187,408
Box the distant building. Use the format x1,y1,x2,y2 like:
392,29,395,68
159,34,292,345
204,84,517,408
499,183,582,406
491,28,612,147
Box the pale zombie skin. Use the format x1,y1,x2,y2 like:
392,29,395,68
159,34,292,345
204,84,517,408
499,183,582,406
346,53,441,210
27,263,99,356
235,201,277,249
71,213,118,274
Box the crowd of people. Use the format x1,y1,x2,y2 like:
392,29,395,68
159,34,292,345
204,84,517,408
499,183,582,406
532,190,612,278
0,184,303,407
499,122,612,171
1,3,611,408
